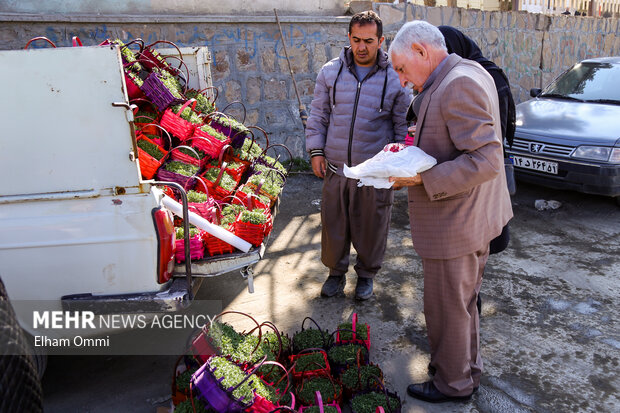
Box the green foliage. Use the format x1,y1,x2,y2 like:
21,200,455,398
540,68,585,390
170,103,203,124
187,190,209,203
292,328,328,352
175,226,200,239
260,155,287,176
328,343,368,365
294,352,327,372
282,158,310,172
341,365,383,391
214,114,249,135
173,397,209,413
238,210,267,225
350,391,401,413
186,89,216,114
137,138,164,160
155,68,183,99
175,367,197,392
202,167,237,191
247,173,283,198
296,376,341,405
337,321,369,341
200,124,228,142
208,356,256,403
233,139,263,162
239,185,271,206
164,161,199,177
262,331,290,355
177,146,206,160
304,406,339,413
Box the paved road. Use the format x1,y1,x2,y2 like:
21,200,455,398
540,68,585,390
43,173,620,412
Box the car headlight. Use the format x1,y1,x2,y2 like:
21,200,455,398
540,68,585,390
610,148,620,164
571,146,613,162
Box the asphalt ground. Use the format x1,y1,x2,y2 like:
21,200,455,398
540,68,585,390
42,173,620,413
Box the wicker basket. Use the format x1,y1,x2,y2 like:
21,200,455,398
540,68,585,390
136,134,168,180
140,71,184,111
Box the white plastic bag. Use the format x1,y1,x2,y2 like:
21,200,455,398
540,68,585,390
343,143,437,189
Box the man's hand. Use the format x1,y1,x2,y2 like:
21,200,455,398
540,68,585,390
311,156,327,179
389,174,423,190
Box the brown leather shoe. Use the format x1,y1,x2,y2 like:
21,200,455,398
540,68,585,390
406,381,473,403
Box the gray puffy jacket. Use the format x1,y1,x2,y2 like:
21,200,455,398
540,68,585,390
305,47,412,175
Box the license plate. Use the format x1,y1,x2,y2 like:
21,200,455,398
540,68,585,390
510,155,558,175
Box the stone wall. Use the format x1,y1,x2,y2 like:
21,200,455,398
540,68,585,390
1,4,618,158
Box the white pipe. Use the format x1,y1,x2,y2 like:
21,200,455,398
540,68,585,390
161,196,252,253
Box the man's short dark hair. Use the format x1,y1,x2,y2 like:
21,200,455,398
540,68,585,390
349,10,383,39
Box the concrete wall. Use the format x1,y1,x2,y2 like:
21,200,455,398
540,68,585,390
1,4,618,158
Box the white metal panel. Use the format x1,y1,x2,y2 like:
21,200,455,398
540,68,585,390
0,191,161,302
0,46,140,197
157,46,215,101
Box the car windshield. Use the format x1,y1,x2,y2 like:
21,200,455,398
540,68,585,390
541,62,620,103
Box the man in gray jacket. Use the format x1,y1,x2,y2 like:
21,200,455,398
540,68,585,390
305,11,412,300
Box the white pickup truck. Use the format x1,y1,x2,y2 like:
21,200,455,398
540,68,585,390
0,43,264,350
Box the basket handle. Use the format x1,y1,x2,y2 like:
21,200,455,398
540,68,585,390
131,97,161,116
300,317,328,348
364,374,394,413
136,123,172,150
209,310,263,355
173,98,198,115
259,321,284,361
162,55,190,95
247,125,270,149
197,86,219,105
72,36,83,47
123,38,145,54
145,39,183,65
258,143,294,176
220,100,247,124
315,391,324,413
24,37,56,49
205,111,234,138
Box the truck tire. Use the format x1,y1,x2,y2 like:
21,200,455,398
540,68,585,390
0,277,43,413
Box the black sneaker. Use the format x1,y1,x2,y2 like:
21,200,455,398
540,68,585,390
320,275,346,297
354,277,373,300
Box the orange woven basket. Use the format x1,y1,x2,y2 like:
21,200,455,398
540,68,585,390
136,134,168,179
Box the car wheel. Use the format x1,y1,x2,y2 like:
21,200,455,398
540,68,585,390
615,196,620,207
0,277,44,412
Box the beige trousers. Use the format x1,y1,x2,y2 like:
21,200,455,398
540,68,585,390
422,245,489,397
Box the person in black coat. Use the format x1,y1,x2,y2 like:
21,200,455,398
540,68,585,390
438,26,515,312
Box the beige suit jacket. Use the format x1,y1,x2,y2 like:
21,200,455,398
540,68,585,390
408,54,513,259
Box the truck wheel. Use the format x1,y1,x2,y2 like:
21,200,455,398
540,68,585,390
0,277,44,413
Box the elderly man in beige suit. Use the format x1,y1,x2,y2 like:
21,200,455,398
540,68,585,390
388,21,513,403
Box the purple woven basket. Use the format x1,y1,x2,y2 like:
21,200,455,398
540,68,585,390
156,168,196,190
191,361,255,412
141,72,183,111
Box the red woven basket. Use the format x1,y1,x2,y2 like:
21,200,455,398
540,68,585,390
234,219,265,247
160,99,200,141
202,224,236,256
192,124,231,159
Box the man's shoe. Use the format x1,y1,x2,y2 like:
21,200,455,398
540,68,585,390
354,277,373,300
320,275,346,297
406,381,473,403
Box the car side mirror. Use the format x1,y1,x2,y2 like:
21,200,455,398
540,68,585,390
530,88,542,98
